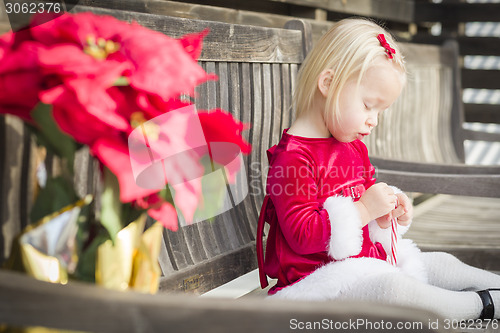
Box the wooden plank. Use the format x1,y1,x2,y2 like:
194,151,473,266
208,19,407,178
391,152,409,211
76,0,332,45
260,64,272,194
159,243,257,294
1,116,25,261
415,2,500,23
408,195,500,271
0,116,6,262
0,269,446,333
376,169,500,197
371,157,500,175
239,62,260,240
464,103,500,124
280,64,293,134
462,69,500,90
19,127,36,231
72,5,305,64
163,226,194,271
217,62,251,249
227,62,254,245
270,0,415,23
463,129,500,143
411,35,500,57
270,63,283,150
247,63,264,237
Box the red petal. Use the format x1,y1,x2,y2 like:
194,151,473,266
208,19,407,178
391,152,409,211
179,28,209,61
147,200,179,231
198,109,251,154
92,138,159,202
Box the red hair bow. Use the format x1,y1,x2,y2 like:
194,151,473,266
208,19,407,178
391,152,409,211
377,34,395,59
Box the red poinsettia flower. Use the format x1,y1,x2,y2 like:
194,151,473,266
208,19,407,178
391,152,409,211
0,11,252,232
0,37,44,122
198,109,251,155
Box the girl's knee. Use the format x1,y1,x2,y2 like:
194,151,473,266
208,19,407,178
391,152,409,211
423,251,462,265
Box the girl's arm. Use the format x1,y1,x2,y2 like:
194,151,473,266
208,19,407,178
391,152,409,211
268,151,364,260
355,182,398,226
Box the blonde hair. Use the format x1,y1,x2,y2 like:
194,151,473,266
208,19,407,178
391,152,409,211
293,18,406,125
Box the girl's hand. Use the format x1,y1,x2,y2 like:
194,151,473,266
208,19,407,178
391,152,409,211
394,192,413,226
357,183,397,224
375,192,413,228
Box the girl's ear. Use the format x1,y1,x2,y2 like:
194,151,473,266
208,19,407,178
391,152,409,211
318,69,334,98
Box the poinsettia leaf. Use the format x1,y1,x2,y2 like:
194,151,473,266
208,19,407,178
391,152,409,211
158,186,175,206
121,202,145,225
194,156,227,223
113,76,130,86
73,230,110,283
100,168,123,243
30,103,77,171
30,176,79,223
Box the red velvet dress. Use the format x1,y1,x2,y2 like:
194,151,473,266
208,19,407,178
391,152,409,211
257,129,387,295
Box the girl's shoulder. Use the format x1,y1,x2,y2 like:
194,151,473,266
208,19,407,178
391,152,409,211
350,139,370,157
268,129,344,166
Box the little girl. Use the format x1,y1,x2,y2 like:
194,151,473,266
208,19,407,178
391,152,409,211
256,18,500,321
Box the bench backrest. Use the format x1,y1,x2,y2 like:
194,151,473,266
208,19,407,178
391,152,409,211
0,7,462,296
0,6,311,294
365,41,464,164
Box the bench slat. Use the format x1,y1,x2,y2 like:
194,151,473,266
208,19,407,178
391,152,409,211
0,269,446,333
72,6,305,64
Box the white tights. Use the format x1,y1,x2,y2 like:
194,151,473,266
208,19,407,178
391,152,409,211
337,252,500,320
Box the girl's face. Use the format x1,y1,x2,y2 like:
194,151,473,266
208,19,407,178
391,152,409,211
327,58,404,143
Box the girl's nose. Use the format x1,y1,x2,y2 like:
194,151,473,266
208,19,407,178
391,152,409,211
367,116,378,128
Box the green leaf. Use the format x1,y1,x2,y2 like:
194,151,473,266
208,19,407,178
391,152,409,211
30,103,77,171
30,176,79,223
121,202,145,225
72,230,110,283
194,156,227,223
113,76,130,86
100,168,123,243
158,186,175,205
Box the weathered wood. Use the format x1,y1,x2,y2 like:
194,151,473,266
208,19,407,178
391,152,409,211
376,169,500,198
72,6,305,64
76,0,334,44
415,2,500,23
371,157,500,175
0,0,9,34
462,69,500,90
284,19,313,56
465,103,500,124
411,35,500,58
270,0,415,23
0,116,30,260
463,129,500,143
407,195,500,271
0,269,446,333
365,41,464,163
159,243,256,294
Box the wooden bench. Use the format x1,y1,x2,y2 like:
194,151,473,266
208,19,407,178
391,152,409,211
366,40,500,272
0,5,496,333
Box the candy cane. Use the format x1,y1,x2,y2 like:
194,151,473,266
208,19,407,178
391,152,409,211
387,200,399,266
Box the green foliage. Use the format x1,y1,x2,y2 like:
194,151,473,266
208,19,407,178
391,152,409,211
100,168,123,243
30,103,76,172
30,176,78,224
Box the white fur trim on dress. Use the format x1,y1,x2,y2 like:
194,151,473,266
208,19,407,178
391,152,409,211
269,257,398,301
268,246,428,301
323,196,363,261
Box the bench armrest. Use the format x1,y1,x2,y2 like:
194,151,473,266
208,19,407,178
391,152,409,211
370,157,500,175
463,129,500,143
0,269,446,333
376,168,500,197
